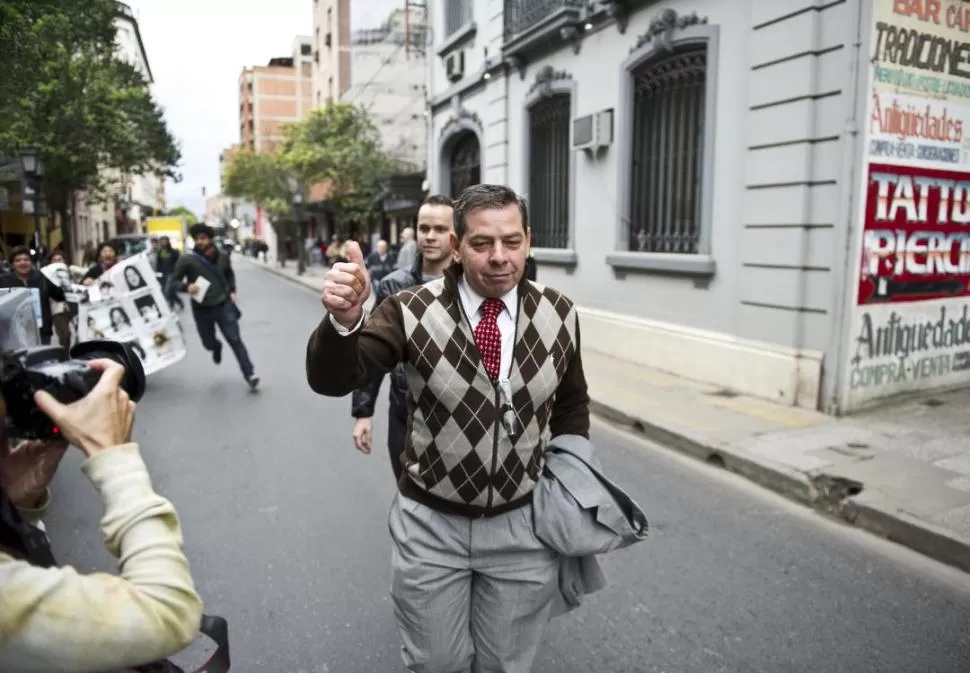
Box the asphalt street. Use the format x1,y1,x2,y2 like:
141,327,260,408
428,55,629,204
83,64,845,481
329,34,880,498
43,262,970,673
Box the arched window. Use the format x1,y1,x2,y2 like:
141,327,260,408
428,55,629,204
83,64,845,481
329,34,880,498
449,133,481,198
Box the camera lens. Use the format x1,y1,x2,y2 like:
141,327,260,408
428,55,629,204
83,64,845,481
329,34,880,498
69,340,147,402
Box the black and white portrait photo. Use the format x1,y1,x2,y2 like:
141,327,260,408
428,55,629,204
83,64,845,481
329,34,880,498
134,294,163,323
98,279,115,300
108,306,132,333
86,315,105,339
52,265,70,290
124,338,147,361
123,265,147,292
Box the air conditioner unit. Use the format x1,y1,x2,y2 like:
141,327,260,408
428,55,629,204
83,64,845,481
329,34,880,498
571,109,614,151
445,50,465,82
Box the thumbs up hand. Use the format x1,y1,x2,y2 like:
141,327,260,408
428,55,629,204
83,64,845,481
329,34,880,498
322,241,372,329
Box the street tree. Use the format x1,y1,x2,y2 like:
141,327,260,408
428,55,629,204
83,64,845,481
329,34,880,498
223,102,393,270
0,0,116,122
222,149,291,217
0,1,180,262
222,148,292,263
280,102,393,226
167,206,199,225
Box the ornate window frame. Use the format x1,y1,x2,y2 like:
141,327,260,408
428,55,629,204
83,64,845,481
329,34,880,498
608,10,719,278
437,107,485,197
521,66,578,266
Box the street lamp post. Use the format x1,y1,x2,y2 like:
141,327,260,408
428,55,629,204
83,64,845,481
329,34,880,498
18,148,44,259
288,177,306,275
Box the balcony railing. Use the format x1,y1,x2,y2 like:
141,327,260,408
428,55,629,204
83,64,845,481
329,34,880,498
504,0,583,42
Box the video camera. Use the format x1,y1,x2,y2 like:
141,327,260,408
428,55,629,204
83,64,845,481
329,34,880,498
1,341,146,440
0,286,147,440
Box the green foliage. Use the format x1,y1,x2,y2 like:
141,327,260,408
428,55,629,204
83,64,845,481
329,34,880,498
0,0,181,257
0,0,116,120
222,149,291,217
225,102,393,225
167,205,199,225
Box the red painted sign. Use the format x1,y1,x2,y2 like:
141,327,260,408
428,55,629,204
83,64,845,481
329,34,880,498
858,162,970,304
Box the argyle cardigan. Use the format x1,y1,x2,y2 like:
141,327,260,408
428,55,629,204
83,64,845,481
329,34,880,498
306,266,591,517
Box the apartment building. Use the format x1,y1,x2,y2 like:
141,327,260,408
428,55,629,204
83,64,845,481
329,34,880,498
312,0,351,107
313,4,429,246
343,9,428,172
237,38,313,261
426,0,969,414
239,37,314,154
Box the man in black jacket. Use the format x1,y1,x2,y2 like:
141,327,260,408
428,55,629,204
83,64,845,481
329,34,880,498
351,195,455,479
155,236,184,312
0,246,66,345
172,224,259,391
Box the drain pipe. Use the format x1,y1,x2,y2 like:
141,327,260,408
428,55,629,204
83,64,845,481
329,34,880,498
826,0,867,415
789,8,829,409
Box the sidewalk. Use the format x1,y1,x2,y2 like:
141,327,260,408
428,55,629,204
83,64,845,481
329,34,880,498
584,350,970,574
243,255,970,574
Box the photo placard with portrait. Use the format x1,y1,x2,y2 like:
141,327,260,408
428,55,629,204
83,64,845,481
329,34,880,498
77,252,187,375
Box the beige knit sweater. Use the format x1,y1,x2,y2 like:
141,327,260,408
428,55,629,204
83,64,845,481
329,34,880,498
0,443,203,672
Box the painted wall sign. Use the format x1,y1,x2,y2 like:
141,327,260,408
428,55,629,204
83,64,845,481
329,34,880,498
868,91,970,168
871,2,970,101
843,0,970,410
858,163,970,305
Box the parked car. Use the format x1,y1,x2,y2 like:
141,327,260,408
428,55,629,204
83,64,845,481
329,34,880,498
111,234,155,260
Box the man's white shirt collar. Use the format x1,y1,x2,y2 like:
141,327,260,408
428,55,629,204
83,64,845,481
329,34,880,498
457,277,518,321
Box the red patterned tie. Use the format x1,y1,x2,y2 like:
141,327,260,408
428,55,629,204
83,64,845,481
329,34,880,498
474,298,504,380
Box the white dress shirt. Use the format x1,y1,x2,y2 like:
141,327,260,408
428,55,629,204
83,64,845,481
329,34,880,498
331,278,519,378
456,278,518,380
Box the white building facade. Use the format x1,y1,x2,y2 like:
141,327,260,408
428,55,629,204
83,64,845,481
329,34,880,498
427,0,970,415
342,10,428,173
80,2,164,254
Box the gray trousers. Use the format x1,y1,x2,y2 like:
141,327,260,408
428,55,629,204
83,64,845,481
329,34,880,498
388,493,559,673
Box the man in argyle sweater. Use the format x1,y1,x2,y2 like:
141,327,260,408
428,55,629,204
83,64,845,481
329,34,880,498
306,184,590,673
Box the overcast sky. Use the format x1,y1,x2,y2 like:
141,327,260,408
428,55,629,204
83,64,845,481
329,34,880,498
128,0,401,215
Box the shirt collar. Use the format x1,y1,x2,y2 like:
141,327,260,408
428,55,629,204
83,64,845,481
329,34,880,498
458,277,518,320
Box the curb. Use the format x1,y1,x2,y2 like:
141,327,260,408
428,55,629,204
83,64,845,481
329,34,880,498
246,256,970,575
844,494,970,574
593,397,970,575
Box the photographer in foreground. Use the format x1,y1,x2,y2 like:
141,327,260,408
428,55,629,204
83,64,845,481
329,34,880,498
0,360,203,672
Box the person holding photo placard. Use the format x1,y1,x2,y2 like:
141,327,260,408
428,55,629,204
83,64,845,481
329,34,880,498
0,246,66,345
46,250,73,348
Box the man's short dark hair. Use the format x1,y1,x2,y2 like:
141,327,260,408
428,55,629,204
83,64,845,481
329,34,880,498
188,223,216,239
452,185,528,239
9,246,30,261
422,194,453,208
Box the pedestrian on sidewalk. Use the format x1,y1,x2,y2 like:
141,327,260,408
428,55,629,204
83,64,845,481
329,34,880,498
307,184,590,673
350,195,456,480
394,227,417,271
364,239,395,297
172,224,260,391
